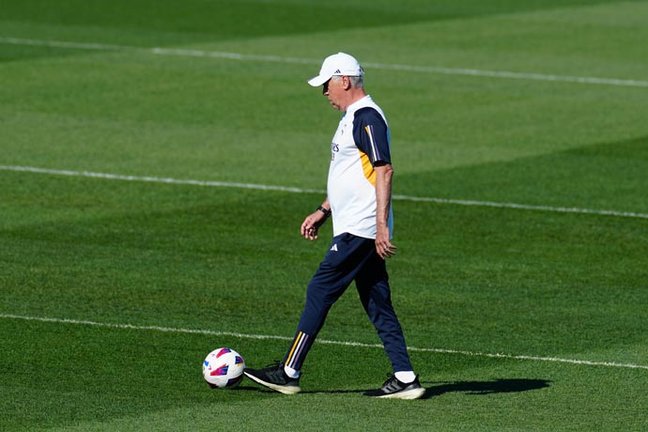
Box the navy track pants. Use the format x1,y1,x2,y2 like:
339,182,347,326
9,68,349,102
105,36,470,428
284,232,413,372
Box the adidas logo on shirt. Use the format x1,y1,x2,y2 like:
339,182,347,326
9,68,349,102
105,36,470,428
330,244,338,252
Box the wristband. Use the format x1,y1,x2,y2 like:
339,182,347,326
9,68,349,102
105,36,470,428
317,205,331,217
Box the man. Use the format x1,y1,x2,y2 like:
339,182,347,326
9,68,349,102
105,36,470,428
244,52,424,400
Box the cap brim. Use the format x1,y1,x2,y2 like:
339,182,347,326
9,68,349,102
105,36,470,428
307,74,331,87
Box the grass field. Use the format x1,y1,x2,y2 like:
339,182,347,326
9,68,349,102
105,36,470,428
2,1,648,430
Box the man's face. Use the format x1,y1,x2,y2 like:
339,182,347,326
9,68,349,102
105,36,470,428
323,76,346,111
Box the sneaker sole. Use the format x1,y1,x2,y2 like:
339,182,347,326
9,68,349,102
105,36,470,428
377,387,426,400
243,371,301,395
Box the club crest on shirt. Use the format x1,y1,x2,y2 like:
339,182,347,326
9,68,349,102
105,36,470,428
331,142,340,160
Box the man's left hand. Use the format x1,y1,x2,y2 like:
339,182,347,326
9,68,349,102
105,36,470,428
375,228,397,259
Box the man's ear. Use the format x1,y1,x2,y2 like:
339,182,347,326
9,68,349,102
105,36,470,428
342,75,352,90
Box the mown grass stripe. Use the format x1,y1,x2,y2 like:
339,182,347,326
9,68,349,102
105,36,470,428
2,36,647,88
2,164,647,220
1,313,646,371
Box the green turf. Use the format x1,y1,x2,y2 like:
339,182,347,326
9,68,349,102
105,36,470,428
2,0,648,430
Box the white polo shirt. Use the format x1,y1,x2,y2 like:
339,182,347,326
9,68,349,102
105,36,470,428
327,95,394,239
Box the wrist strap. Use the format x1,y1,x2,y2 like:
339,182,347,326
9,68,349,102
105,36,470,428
317,205,331,217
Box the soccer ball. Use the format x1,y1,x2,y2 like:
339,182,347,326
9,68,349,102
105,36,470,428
202,347,245,388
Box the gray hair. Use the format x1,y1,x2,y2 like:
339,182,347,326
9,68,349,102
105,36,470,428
331,75,364,89
349,75,364,88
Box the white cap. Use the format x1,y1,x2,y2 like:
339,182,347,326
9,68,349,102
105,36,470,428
307,52,364,87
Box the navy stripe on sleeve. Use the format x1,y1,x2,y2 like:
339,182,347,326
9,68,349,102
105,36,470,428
352,107,391,166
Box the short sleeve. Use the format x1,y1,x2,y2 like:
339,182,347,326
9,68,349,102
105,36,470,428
352,107,391,166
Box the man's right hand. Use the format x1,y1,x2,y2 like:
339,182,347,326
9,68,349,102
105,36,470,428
300,211,327,240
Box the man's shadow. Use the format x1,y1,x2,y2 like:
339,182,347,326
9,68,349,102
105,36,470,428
421,378,551,399
238,378,551,397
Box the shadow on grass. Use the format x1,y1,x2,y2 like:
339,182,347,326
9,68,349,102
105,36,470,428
421,378,551,399
236,378,551,398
